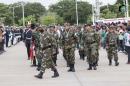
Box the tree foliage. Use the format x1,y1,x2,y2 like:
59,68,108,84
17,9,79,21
0,3,12,25
40,12,64,25
49,0,92,24
101,9,117,19
1,0,130,26
11,2,46,25
18,15,36,26
100,0,130,19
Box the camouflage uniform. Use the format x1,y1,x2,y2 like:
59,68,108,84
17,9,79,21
106,28,119,66
31,31,38,66
62,29,69,67
35,32,59,79
62,28,77,72
32,30,43,70
83,28,99,70
49,27,59,66
95,30,101,66
78,29,86,60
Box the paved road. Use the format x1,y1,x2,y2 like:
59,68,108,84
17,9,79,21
0,42,130,86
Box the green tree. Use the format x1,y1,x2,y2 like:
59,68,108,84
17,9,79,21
0,3,12,25
18,15,36,26
40,12,64,25
101,9,117,19
11,2,46,25
49,0,92,24
100,0,127,18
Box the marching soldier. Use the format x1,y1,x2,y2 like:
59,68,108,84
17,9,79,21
77,26,85,60
32,27,43,70
62,26,77,72
83,24,99,70
31,25,38,67
49,26,59,66
62,26,69,67
106,26,119,66
35,29,59,79
95,29,101,66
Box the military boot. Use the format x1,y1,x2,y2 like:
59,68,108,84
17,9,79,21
109,59,112,66
67,62,69,67
54,60,57,66
88,64,92,70
93,63,97,70
95,60,98,66
31,57,37,67
115,61,119,66
36,63,41,71
68,64,72,72
35,71,43,79
71,64,75,72
82,56,85,61
52,68,59,78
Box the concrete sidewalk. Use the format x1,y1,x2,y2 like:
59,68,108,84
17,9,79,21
0,42,130,86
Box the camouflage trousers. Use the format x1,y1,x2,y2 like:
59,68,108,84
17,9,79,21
35,49,42,65
40,49,56,73
107,46,118,61
64,48,75,65
79,48,85,60
63,48,67,61
85,44,98,65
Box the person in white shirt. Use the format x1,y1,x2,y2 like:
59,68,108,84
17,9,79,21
124,25,130,64
118,29,124,52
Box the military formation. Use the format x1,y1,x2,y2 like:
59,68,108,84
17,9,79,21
24,23,120,79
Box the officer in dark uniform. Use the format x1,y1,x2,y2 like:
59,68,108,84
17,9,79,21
5,28,10,47
25,24,33,60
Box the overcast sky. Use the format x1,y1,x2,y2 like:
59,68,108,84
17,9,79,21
0,0,117,9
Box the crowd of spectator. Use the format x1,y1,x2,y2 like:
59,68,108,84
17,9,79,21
96,21,130,64
0,25,23,54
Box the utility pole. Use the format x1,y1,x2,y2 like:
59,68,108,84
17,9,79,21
9,3,25,26
92,0,102,24
9,7,15,26
126,0,129,18
12,7,15,26
92,4,95,25
75,0,79,26
95,0,100,22
22,3,25,27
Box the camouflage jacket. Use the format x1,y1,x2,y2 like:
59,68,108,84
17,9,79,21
62,31,77,49
32,32,41,49
51,32,59,55
106,32,118,47
83,30,99,46
41,32,57,56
